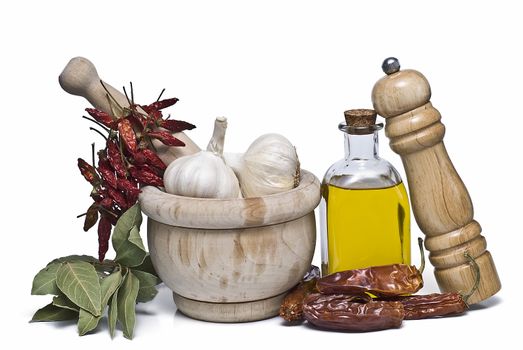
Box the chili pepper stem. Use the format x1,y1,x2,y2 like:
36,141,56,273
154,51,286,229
91,143,96,168
82,115,110,133
417,237,426,274
156,88,165,102
100,80,124,118
89,127,108,141
122,85,133,107
462,252,481,304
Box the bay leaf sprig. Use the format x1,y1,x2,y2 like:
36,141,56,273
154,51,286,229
30,204,161,339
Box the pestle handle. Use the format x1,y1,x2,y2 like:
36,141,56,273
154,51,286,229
59,57,200,164
371,58,501,304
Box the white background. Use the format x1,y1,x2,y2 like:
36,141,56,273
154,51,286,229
1,0,520,348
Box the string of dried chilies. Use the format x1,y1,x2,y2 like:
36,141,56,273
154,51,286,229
77,86,195,261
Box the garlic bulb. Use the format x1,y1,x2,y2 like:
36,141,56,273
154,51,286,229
224,133,300,197
163,117,240,199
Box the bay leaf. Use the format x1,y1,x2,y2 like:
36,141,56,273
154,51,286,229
56,261,102,316
114,227,147,267
48,255,98,265
132,270,161,303
100,269,123,306
117,271,139,339
31,303,78,322
134,255,160,279
52,294,79,311
31,263,61,295
128,225,146,251
112,204,142,253
108,292,118,338
78,308,101,336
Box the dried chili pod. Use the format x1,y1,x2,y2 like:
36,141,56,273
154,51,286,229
85,108,116,129
159,119,196,133
107,140,127,178
134,149,167,170
118,118,138,153
129,166,164,187
382,293,467,320
144,97,179,112
303,293,404,332
77,158,99,185
147,130,185,146
280,266,321,322
97,163,117,189
317,264,423,297
83,202,99,232
97,216,112,262
107,186,127,210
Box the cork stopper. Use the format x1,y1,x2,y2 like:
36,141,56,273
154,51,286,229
344,109,377,127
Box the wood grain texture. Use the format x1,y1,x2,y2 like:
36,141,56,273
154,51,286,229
59,57,200,164
372,67,501,304
139,170,320,229
140,170,320,321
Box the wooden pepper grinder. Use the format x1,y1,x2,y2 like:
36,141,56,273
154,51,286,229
371,58,501,304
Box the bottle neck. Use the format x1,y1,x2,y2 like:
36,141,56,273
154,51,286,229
344,131,379,160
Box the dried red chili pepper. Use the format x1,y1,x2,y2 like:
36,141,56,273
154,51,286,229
118,119,138,153
85,108,116,129
147,130,185,146
77,158,99,185
97,216,112,262
117,178,141,205
381,293,467,320
107,186,127,209
159,119,196,133
107,140,127,178
129,166,163,187
98,164,117,189
140,149,167,170
144,97,179,112
317,264,423,297
83,202,99,232
303,293,404,332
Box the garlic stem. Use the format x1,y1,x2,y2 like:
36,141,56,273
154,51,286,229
206,117,227,156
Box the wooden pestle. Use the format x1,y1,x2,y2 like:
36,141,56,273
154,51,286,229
371,58,501,304
59,57,200,165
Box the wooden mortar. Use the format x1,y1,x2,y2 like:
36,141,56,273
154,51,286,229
139,170,320,322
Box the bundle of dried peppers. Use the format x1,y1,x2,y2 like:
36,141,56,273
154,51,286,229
280,239,479,332
77,86,195,261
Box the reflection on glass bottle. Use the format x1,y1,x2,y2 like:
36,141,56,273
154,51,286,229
320,109,410,275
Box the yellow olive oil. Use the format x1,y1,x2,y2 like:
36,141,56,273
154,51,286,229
323,183,410,274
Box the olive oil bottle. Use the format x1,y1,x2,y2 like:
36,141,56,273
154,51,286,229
320,109,411,275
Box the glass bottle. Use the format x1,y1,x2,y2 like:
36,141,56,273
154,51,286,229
320,109,410,275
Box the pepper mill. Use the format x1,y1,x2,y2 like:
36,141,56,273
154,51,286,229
371,58,501,304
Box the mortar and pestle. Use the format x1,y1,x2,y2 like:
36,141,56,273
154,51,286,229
59,57,320,322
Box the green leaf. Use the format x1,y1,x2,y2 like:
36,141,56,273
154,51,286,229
114,241,147,267
128,226,146,250
101,270,123,306
31,303,78,322
132,270,161,303
78,309,101,336
31,263,61,295
112,204,142,253
134,255,160,279
108,292,118,338
48,255,99,265
117,271,140,339
56,261,102,316
52,294,79,311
